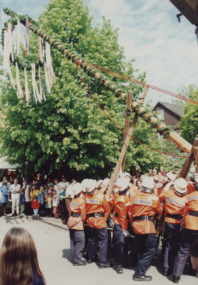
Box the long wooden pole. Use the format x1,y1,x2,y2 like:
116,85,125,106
122,92,132,171
194,146,198,169
3,8,193,154
179,138,198,178
107,86,149,196
106,113,139,197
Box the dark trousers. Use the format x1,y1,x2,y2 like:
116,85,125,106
86,227,108,263
39,203,46,216
113,224,125,268
25,202,32,215
173,229,198,277
163,222,181,270
0,203,7,215
46,208,52,217
135,233,157,276
69,229,85,263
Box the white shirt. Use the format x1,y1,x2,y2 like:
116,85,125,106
56,182,70,195
24,185,31,202
52,195,59,207
10,184,21,195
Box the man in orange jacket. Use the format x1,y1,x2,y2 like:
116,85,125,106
113,178,130,274
129,177,163,281
67,183,86,266
159,178,187,276
85,179,111,268
172,182,198,283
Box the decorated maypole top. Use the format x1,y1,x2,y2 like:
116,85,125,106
2,7,192,154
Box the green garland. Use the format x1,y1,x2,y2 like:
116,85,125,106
3,7,172,138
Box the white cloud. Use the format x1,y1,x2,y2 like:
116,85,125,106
85,0,198,105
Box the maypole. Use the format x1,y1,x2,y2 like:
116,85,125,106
2,8,192,155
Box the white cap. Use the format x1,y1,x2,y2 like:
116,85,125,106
97,179,104,188
120,172,131,180
190,167,196,173
115,178,130,192
81,179,89,192
73,183,82,196
142,177,155,189
65,184,74,199
166,172,176,181
103,178,110,187
86,179,97,193
174,178,187,195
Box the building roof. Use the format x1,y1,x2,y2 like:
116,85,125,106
153,102,184,118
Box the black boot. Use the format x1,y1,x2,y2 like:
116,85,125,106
173,276,180,283
133,274,152,281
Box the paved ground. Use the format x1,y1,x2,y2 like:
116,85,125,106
0,216,197,285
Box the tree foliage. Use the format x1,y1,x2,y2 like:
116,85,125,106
180,85,198,144
0,0,181,178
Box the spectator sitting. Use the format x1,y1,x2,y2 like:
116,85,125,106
0,227,45,285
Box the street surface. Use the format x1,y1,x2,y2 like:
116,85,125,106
0,216,197,285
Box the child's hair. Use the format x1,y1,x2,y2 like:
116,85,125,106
0,227,45,285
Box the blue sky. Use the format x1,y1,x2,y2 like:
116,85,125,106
1,0,197,106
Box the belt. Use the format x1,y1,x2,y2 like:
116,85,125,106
166,213,183,220
87,213,105,217
133,215,154,221
188,210,198,217
71,213,81,217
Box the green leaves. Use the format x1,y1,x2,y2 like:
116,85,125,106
180,85,198,144
0,0,172,178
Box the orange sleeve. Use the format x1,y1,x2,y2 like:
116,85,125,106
159,192,166,202
155,198,163,215
103,196,110,221
80,199,86,222
117,201,128,230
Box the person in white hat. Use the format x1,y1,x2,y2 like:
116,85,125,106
85,179,110,268
172,180,198,283
67,183,86,266
164,172,176,191
113,178,130,274
159,178,187,278
129,176,163,281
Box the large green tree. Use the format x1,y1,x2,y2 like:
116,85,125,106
0,0,177,178
179,85,198,144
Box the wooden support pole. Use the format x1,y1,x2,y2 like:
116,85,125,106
106,113,139,197
179,137,198,178
122,86,149,171
107,86,149,196
168,132,192,154
193,146,198,169
122,92,132,171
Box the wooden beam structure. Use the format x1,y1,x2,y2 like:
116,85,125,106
122,92,132,171
179,137,198,178
170,0,198,26
107,87,149,196
193,146,198,169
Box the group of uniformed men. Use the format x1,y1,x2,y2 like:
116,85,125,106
66,171,198,283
